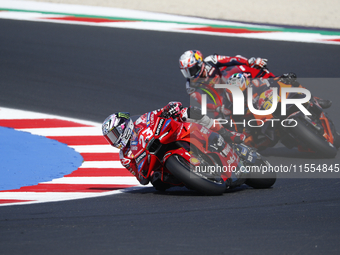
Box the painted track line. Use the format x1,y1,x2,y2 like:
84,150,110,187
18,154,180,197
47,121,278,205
0,0,339,45
0,107,148,207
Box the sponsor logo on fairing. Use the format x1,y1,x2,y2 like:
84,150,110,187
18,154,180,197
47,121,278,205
155,118,165,136
135,151,146,164
121,158,131,166
161,119,171,133
137,159,146,172
146,112,151,127
200,127,210,134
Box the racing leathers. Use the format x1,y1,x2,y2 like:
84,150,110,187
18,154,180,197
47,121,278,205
187,54,266,118
119,102,245,185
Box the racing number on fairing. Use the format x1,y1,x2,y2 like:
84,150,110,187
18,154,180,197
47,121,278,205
139,127,153,148
263,96,273,110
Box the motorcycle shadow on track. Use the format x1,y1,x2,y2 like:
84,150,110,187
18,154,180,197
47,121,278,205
124,185,253,196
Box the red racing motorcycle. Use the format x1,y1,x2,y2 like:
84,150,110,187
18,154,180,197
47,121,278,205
129,111,276,195
221,64,276,80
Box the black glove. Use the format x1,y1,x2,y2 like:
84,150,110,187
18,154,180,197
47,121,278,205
162,102,183,118
279,72,300,87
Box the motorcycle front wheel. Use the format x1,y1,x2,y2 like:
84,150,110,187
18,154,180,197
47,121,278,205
165,154,226,195
244,159,276,189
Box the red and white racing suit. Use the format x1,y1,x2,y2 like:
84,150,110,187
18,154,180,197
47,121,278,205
187,54,253,116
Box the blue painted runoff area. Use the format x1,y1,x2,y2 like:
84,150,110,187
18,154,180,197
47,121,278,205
0,126,83,191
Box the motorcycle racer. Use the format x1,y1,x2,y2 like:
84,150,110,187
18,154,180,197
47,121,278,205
179,50,331,110
179,50,268,117
102,102,246,187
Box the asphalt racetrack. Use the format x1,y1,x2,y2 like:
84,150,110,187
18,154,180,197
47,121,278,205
1,18,340,254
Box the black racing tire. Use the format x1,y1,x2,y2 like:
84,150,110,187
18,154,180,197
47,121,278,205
244,159,276,189
289,117,337,158
165,154,226,195
328,117,340,149
334,131,340,149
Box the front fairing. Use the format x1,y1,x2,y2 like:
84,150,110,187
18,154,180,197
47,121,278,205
221,65,275,80
130,112,189,179
131,112,240,182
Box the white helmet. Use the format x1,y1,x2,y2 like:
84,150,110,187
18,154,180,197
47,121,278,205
102,112,134,149
179,50,204,79
227,73,249,91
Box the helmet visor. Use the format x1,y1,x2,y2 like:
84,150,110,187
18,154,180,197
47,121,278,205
189,64,200,78
104,124,123,146
181,63,201,79
116,119,134,149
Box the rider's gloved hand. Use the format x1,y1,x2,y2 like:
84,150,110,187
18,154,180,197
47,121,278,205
218,128,246,144
179,107,189,122
279,72,300,87
248,57,268,68
215,105,231,116
230,131,246,144
163,101,183,118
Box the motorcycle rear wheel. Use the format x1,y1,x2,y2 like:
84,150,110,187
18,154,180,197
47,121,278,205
334,131,340,149
289,117,337,158
165,154,226,195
